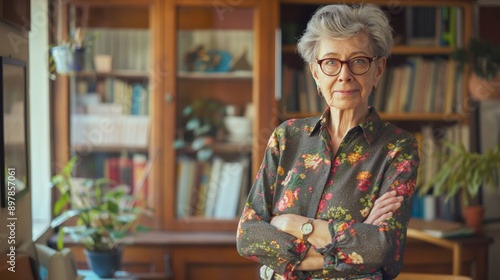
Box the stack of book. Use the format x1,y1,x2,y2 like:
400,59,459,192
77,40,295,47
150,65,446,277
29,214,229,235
175,156,251,219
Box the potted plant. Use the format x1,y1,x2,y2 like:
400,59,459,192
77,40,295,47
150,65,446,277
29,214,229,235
50,28,95,75
174,98,227,161
452,38,500,100
419,140,500,233
50,156,152,278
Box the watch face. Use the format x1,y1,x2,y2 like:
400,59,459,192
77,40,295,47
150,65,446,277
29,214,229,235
301,223,313,234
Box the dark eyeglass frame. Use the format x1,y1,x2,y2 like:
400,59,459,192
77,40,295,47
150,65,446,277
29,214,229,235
316,56,378,76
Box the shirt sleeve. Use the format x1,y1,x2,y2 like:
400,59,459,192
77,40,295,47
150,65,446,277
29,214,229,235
236,127,307,275
315,137,420,279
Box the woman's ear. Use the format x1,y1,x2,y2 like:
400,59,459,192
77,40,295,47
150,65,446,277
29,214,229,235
374,57,386,85
309,62,320,85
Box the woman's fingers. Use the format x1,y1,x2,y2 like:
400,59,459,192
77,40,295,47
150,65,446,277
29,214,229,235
364,191,404,225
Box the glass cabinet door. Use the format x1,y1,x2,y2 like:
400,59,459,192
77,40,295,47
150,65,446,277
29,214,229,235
173,6,255,223
68,3,152,204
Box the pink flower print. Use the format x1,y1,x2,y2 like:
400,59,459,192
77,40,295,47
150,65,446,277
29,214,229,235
396,160,412,173
282,169,293,187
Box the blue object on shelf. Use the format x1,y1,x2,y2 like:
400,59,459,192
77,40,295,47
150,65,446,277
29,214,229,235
195,50,232,72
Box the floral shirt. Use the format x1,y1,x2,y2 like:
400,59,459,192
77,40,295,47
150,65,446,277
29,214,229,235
236,107,420,280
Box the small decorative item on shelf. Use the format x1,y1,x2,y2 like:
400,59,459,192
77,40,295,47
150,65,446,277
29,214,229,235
419,141,500,234
224,116,252,143
50,156,152,278
185,45,232,72
452,38,500,100
94,54,113,73
174,99,227,161
50,28,94,75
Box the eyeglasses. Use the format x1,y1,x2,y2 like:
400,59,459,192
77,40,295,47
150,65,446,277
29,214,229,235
316,56,378,76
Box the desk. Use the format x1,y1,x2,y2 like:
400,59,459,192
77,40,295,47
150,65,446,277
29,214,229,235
403,230,493,280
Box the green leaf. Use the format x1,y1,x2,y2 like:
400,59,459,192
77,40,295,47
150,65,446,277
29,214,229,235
182,105,194,116
51,209,82,228
197,147,214,161
186,118,201,131
54,192,71,215
107,200,119,213
57,227,66,250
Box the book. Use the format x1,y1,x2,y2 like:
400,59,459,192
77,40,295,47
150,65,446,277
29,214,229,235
213,159,246,219
204,157,224,217
409,218,474,238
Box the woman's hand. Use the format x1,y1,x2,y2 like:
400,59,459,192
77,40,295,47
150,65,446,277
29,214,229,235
270,214,300,236
363,190,404,225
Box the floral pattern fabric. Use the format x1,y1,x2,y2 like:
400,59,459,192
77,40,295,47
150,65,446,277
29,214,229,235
237,107,420,280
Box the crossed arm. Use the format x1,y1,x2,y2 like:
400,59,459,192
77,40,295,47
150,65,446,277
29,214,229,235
270,190,404,270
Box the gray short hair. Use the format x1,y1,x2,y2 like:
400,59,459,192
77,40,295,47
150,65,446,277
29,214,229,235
297,4,394,64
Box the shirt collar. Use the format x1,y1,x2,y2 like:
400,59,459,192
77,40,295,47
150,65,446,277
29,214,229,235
310,106,382,145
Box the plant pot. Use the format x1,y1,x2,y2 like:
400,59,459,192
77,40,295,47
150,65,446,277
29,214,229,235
468,72,500,100
50,46,86,74
84,248,123,278
463,205,485,234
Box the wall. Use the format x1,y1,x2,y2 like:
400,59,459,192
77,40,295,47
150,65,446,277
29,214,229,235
29,0,51,239
0,20,31,252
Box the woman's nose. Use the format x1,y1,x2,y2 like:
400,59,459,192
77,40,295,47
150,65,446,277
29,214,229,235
337,63,354,82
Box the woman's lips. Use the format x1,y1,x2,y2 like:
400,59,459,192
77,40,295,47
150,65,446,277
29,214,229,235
334,90,359,95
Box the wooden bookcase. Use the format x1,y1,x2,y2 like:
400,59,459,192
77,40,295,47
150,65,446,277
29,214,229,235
50,0,483,279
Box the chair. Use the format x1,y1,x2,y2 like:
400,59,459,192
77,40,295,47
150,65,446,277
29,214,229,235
398,272,472,280
35,243,83,280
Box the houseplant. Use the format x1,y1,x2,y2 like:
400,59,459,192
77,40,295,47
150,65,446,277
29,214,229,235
452,38,500,100
174,98,227,161
50,28,95,75
50,156,152,277
419,140,500,233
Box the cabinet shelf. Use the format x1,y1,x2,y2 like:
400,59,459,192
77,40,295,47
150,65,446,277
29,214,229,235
177,71,252,80
72,145,149,153
178,142,252,154
75,70,149,80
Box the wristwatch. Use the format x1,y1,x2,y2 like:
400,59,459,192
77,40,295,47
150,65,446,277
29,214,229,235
300,218,315,243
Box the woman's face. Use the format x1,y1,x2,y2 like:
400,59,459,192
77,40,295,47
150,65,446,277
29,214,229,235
311,32,386,112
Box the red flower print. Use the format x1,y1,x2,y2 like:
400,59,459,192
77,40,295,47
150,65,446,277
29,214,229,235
394,180,415,196
317,199,327,213
317,193,333,213
357,179,370,191
396,160,412,173
295,240,307,253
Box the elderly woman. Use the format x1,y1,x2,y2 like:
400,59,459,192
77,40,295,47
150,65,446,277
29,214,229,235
237,4,420,280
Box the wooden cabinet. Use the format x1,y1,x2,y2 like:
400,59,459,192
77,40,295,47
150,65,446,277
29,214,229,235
161,0,276,231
